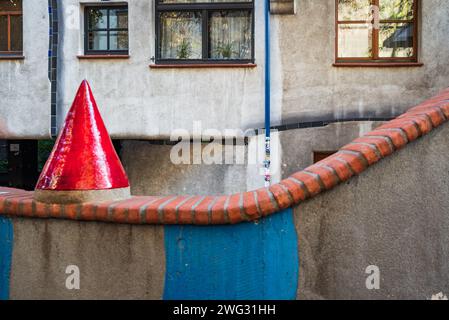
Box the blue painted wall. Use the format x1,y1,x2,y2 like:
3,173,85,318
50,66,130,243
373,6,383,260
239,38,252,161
164,209,298,300
0,217,13,300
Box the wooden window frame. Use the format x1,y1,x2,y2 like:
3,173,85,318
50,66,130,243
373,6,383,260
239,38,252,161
335,0,419,64
84,5,129,56
155,0,255,65
0,2,22,56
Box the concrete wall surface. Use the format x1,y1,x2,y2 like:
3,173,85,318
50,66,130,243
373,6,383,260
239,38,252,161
295,123,449,300
9,219,165,299
279,121,385,177
58,0,271,139
122,121,383,195
279,0,449,123
2,122,448,299
0,0,51,139
2,0,448,140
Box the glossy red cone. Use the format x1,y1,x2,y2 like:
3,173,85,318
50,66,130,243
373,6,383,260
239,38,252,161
35,80,129,192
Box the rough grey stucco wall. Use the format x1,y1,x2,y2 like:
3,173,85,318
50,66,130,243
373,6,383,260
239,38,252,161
6,123,449,300
2,0,448,141
295,123,449,300
279,0,449,123
10,219,165,299
121,141,249,196
58,0,271,139
280,121,384,177
122,121,382,195
0,0,51,139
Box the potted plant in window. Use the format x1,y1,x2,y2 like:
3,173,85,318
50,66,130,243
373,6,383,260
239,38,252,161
215,41,238,59
177,38,192,59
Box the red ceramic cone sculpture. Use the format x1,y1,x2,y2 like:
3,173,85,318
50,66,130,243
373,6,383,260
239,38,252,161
34,80,130,204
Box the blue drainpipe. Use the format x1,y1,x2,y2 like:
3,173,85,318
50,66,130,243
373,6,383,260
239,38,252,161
264,0,271,187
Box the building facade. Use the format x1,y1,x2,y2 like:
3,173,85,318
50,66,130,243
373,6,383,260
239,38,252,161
1,0,449,194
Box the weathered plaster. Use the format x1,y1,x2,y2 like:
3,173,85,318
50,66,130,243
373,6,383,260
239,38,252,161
280,121,385,177
10,219,165,299
2,0,448,141
57,0,276,139
0,0,51,139
295,123,449,300
278,0,449,123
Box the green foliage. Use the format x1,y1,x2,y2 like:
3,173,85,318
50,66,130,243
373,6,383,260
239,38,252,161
380,0,413,20
0,159,7,173
89,9,105,29
38,140,55,171
214,42,238,59
177,38,193,59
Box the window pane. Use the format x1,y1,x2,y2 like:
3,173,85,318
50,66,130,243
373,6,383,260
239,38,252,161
379,23,413,58
88,9,107,29
109,8,128,29
338,24,372,58
0,0,21,11
88,31,108,50
209,11,252,60
159,12,202,59
338,0,371,21
110,31,128,50
380,0,414,20
0,15,7,51
10,14,22,51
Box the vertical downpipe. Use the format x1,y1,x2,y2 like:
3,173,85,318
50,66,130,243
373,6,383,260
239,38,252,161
264,0,271,187
48,0,58,138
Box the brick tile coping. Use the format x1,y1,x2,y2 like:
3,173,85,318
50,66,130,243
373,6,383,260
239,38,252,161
1,89,448,225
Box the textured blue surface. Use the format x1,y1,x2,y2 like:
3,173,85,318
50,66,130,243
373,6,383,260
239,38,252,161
0,217,13,300
164,209,298,300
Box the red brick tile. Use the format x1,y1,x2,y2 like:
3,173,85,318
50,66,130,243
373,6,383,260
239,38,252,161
125,197,157,224
334,152,366,174
4,195,31,215
353,136,394,158
143,197,167,224
34,201,50,218
291,171,322,196
145,196,176,224
242,192,261,219
342,143,381,165
279,179,307,203
226,193,244,224
110,197,150,224
269,184,293,209
320,157,354,182
48,203,63,219
64,204,80,220
178,196,205,225
255,188,277,216
159,196,188,224
365,129,408,149
378,120,420,141
210,196,228,224
94,201,116,222
304,166,339,190
408,109,445,127
192,196,214,225
79,202,97,221
439,102,449,118
19,198,34,218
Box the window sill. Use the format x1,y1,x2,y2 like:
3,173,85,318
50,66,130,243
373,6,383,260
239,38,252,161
77,54,130,59
333,62,423,68
150,63,257,69
0,55,25,60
